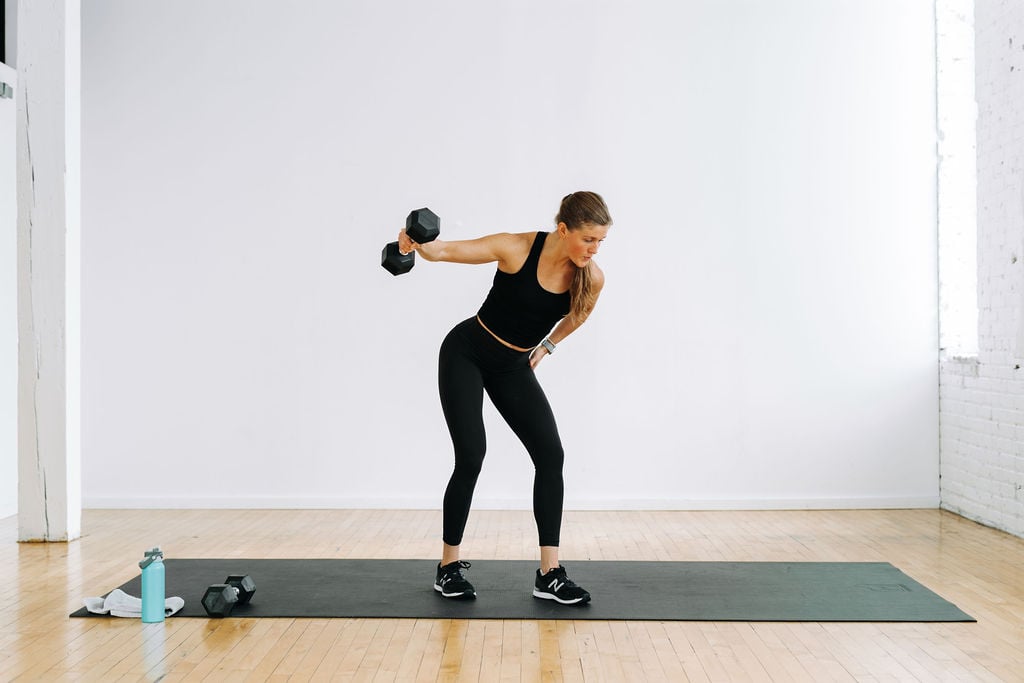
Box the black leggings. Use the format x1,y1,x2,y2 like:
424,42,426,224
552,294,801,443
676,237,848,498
438,317,564,547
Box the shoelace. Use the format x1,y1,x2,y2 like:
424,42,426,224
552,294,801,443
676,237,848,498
441,560,471,583
544,567,578,590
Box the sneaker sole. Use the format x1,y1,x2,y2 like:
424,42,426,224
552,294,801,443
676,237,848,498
434,583,476,599
532,589,590,605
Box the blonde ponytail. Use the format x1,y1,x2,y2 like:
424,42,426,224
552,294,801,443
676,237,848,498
569,262,596,324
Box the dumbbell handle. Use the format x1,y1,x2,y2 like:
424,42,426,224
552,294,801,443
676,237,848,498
397,231,418,256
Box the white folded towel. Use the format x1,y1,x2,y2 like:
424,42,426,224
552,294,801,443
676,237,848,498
83,588,185,618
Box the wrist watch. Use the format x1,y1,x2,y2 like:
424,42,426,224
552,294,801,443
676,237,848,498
540,338,556,355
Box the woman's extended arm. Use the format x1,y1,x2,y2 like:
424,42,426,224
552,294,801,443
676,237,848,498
398,230,530,270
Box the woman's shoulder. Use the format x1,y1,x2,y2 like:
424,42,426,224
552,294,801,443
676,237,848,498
589,260,606,289
488,231,537,272
486,230,536,244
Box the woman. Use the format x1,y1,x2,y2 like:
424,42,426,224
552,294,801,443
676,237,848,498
398,191,612,605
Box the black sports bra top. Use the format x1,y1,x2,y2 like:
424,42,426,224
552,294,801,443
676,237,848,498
476,232,570,348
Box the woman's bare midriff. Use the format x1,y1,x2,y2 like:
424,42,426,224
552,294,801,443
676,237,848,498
476,316,533,353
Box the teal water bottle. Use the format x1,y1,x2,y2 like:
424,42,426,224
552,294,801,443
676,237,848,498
140,547,165,623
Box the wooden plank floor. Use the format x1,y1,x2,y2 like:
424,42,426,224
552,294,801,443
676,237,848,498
1,508,1022,681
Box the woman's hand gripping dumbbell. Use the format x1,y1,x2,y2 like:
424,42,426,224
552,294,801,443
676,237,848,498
381,208,441,275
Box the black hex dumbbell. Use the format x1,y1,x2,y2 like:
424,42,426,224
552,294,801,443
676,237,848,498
201,574,256,618
381,207,441,276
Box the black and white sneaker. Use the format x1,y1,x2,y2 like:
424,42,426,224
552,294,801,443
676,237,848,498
533,565,591,605
434,560,476,599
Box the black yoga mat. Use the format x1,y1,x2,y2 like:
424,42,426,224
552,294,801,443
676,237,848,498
71,559,974,622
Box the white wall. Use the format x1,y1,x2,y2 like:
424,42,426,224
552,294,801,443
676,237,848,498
1,61,16,519
940,0,1024,538
81,0,939,510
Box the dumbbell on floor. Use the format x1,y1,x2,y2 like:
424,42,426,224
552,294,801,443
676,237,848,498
381,208,441,276
201,574,256,618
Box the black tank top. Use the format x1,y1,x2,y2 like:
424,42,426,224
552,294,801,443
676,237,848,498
477,232,571,348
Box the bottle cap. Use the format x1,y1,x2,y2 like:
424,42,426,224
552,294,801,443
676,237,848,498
139,547,164,569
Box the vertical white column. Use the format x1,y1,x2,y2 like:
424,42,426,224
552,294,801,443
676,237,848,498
936,0,978,358
16,0,81,542
1,62,17,520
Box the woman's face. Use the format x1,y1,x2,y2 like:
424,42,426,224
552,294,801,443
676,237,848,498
560,222,610,268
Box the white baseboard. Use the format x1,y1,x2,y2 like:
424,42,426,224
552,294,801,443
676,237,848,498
82,495,940,511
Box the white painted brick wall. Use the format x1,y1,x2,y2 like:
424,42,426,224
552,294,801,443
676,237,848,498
939,0,1024,538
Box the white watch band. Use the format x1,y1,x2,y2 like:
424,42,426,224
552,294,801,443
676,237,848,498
540,338,556,354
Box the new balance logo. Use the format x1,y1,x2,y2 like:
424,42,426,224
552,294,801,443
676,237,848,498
534,567,589,604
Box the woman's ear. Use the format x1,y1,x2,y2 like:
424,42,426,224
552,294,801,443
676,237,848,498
557,222,569,238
